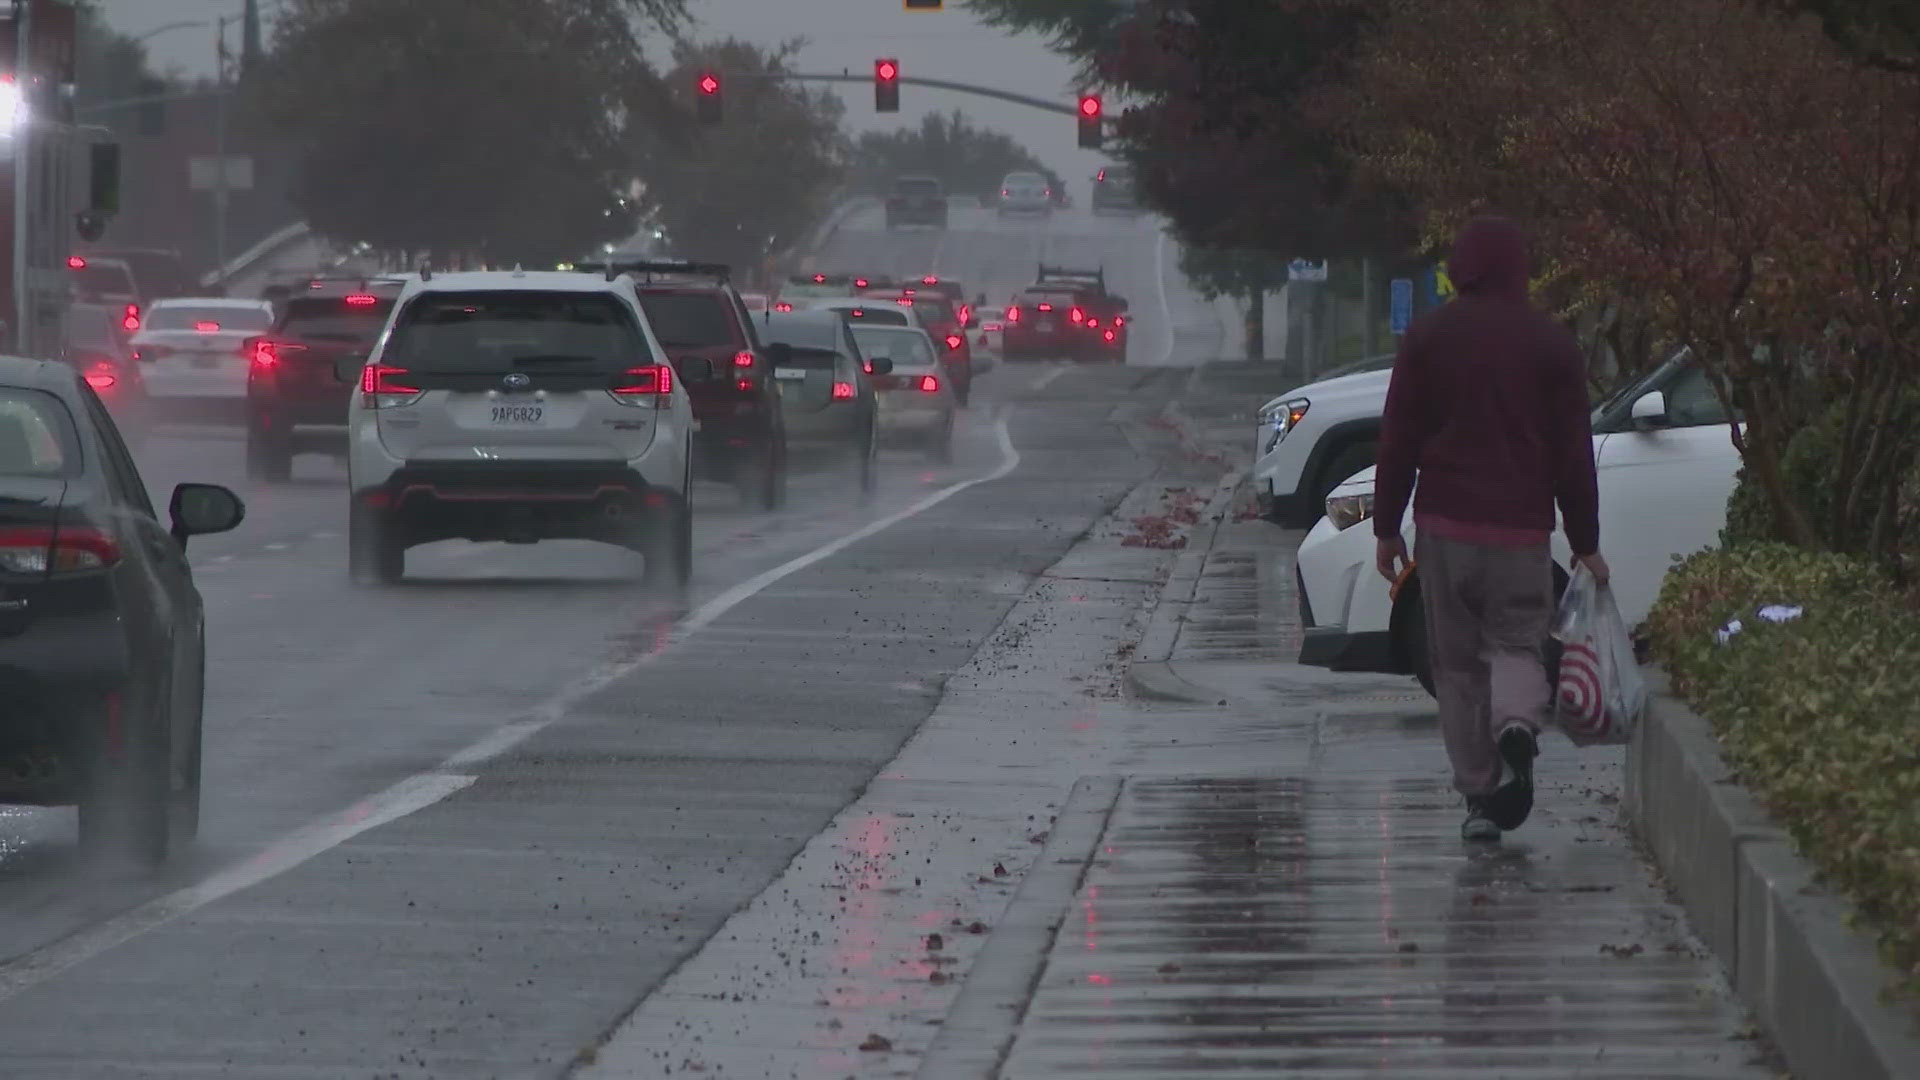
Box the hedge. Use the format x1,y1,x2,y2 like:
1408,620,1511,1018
1647,543,1920,1004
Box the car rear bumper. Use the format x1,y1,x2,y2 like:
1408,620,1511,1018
361,461,679,542
1298,627,1397,672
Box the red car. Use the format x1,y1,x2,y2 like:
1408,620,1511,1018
1001,265,1130,362
242,278,407,480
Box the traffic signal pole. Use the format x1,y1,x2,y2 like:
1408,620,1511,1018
727,70,1097,121
11,0,29,354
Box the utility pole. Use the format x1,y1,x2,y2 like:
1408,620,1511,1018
241,0,262,77
12,0,31,354
213,15,230,282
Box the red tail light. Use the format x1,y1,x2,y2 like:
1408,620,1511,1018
958,305,971,325
362,365,419,395
194,321,221,332
345,294,379,306
1037,303,1053,312
84,366,116,390
774,301,793,312
944,334,963,350
831,381,855,400
812,274,826,283
1103,329,1117,341
1114,316,1125,327
921,276,938,285
853,278,869,289
1001,188,1009,196
250,340,277,369
611,364,673,395
0,526,122,574
1069,307,1084,324
919,374,939,392
66,256,86,269
1005,306,1019,322
1087,317,1099,328
736,377,755,392
122,305,141,332
733,350,755,367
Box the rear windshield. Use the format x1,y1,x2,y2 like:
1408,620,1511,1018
636,290,740,349
852,328,936,370
148,305,273,333
279,297,396,344
0,388,81,479
64,307,123,351
762,316,849,369
1019,289,1087,305
906,297,959,325
386,290,648,373
71,264,135,297
894,178,941,194
1004,173,1045,187
835,306,910,327
90,252,194,298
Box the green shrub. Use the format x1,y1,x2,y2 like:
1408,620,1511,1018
1649,545,1920,1001
1721,392,1920,557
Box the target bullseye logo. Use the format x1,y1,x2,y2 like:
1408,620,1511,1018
1557,641,1607,738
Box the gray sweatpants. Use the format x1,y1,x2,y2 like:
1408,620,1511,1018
1415,530,1554,797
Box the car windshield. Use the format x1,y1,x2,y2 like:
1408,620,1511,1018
279,297,395,344
147,305,273,333
762,315,850,369
71,264,134,297
386,291,647,372
0,388,81,479
852,328,936,370
834,306,910,326
636,290,741,348
63,307,124,352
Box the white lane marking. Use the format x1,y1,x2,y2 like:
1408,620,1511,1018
0,417,1024,996
263,543,288,552
1155,228,1176,367
1030,364,1070,391
0,773,474,1001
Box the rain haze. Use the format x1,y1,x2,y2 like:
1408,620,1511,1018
0,2,1883,1078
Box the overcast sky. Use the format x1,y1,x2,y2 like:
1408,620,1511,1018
95,0,1113,184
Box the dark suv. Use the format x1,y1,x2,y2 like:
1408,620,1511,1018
243,278,407,480
885,175,948,230
620,262,789,510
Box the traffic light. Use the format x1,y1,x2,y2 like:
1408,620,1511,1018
695,71,721,124
875,58,899,113
1077,94,1103,149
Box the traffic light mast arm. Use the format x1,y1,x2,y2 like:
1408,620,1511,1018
729,70,1100,120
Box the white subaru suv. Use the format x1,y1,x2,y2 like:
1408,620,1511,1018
336,270,696,590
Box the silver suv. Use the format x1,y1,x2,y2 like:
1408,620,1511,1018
336,270,696,591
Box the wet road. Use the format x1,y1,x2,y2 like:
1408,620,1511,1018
0,204,1225,1074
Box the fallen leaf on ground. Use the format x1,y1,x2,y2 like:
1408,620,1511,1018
858,1034,893,1052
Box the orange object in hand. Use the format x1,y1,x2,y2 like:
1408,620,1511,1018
1389,559,1417,603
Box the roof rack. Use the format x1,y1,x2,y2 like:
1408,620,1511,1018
579,259,732,283
1037,263,1105,289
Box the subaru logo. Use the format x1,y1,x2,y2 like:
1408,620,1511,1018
502,373,531,390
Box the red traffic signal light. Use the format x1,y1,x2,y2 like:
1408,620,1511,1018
875,58,900,113
695,72,722,123
697,72,720,95
877,60,898,82
1077,94,1104,148
1079,94,1101,118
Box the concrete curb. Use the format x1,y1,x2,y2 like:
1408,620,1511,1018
915,775,1123,1079
1124,469,1245,703
1626,670,1920,1080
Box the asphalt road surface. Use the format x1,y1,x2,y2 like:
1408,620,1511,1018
0,204,1229,1076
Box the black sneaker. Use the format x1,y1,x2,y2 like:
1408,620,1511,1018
1461,797,1500,842
1485,726,1539,831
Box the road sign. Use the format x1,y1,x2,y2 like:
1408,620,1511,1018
1287,259,1327,282
189,155,253,191
1390,277,1413,335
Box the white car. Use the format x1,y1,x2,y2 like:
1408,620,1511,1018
338,270,696,590
997,172,1053,215
849,324,957,462
1251,354,1398,527
129,298,276,400
1294,353,1739,694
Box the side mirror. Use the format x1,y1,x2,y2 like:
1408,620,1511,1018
1631,390,1669,428
169,483,245,547
333,351,368,385
764,342,793,366
868,356,894,376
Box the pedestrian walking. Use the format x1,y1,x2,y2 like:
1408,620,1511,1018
1370,216,1610,841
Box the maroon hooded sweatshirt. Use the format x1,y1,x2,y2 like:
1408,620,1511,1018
1372,217,1600,555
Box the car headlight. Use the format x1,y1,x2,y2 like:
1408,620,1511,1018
1325,490,1374,531
1258,398,1310,454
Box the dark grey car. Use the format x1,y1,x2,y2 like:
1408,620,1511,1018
0,356,245,863
758,310,890,494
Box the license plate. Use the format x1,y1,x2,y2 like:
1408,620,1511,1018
1035,319,1056,332
773,368,807,381
490,404,544,425
190,353,220,369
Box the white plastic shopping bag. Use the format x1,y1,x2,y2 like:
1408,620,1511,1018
1549,564,1647,746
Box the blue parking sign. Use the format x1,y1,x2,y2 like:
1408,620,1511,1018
1390,278,1414,335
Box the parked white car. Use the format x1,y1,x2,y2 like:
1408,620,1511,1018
130,298,276,400
1251,354,1398,527
1293,352,1739,694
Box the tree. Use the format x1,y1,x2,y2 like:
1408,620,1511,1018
73,1,164,117
849,111,1059,203
257,0,681,265
642,39,847,277
1334,0,1920,561
1774,0,1920,70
